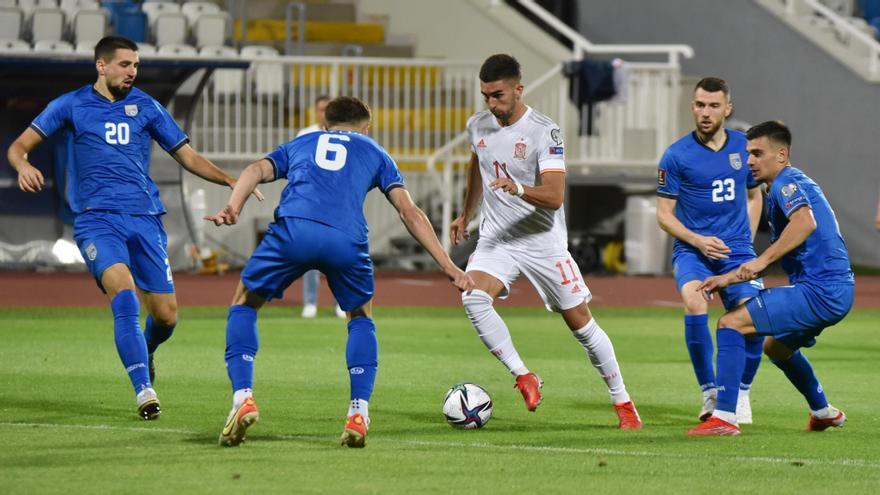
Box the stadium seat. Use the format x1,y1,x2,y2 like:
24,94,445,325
181,1,219,25
0,38,30,52
192,12,229,48
152,11,187,46
0,0,16,7
239,44,279,58
59,0,97,23
30,7,65,42
71,9,107,45
199,46,244,97
240,45,284,97
141,0,180,27
157,43,197,56
74,39,91,53
33,39,73,52
0,7,23,41
136,42,156,55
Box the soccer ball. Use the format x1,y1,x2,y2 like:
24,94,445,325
442,383,493,429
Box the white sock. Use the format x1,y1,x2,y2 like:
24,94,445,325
348,399,369,419
232,388,253,409
703,388,718,399
811,405,833,418
712,410,737,424
738,388,750,398
572,318,629,404
462,290,528,376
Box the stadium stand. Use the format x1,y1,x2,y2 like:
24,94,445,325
32,38,72,52
192,11,228,48
70,9,107,45
30,6,65,42
0,6,23,41
157,42,196,56
0,38,29,52
152,11,187,47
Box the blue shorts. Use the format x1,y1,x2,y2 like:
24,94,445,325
673,246,763,310
241,217,373,310
73,211,174,293
745,282,854,351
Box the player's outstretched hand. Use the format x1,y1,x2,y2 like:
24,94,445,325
204,205,239,226
447,267,475,293
450,215,470,246
17,164,44,193
696,275,726,302
489,177,518,196
735,259,766,281
695,235,730,260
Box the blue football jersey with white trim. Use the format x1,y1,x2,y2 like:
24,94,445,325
31,85,188,214
658,129,758,253
265,130,405,243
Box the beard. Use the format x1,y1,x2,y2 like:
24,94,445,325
695,119,723,141
491,107,514,125
108,82,132,99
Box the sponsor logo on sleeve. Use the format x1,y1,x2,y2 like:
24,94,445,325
728,153,742,170
124,104,138,117
658,169,667,187
549,146,564,155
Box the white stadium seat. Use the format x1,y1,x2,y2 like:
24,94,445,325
59,0,98,23
141,1,180,27
0,38,30,52
240,45,279,58
181,1,219,25
200,46,244,97
33,39,73,52
136,42,157,55
74,39,92,53
152,11,187,46
192,11,228,48
157,43,197,56
18,0,57,21
30,7,64,42
0,7,23,41
0,0,16,7
240,46,283,97
71,9,106,45
199,45,237,58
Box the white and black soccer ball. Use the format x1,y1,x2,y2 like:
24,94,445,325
443,383,493,429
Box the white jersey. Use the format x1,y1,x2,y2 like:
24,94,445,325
466,106,568,250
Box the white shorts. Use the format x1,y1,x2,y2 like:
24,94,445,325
466,239,592,312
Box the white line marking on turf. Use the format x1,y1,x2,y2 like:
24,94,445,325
2,421,876,468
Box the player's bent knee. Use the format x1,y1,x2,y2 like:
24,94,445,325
462,289,493,317
763,338,793,361
717,311,747,332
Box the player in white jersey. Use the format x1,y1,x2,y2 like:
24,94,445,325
450,54,642,429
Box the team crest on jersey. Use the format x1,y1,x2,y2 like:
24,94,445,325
477,138,487,148
781,183,797,197
124,104,138,117
85,242,97,261
513,141,527,160
728,153,742,170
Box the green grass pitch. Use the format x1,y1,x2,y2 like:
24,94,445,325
1,305,878,493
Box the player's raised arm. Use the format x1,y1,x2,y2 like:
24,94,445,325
7,127,46,193
173,144,264,202
450,153,483,246
387,187,474,292
205,159,275,226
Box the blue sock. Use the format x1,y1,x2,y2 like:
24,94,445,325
224,305,259,392
715,328,746,413
771,351,828,411
740,335,764,390
684,314,715,390
346,317,378,401
144,315,176,355
111,290,151,394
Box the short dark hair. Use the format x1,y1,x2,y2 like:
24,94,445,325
479,54,522,83
694,77,730,98
94,36,138,62
746,120,792,148
325,96,371,127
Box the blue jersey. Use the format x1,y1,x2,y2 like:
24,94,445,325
31,85,189,215
658,129,758,252
265,130,405,243
766,166,853,285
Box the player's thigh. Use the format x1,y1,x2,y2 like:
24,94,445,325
140,291,178,326
464,240,521,299
743,284,843,351
320,234,375,313
672,249,712,313
100,262,137,297
715,250,764,310
126,214,175,294
717,304,756,334
518,247,592,313
74,211,132,292
240,219,310,302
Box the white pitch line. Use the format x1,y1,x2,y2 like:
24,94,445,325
2,421,877,468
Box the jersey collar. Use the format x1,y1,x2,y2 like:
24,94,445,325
690,129,729,153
